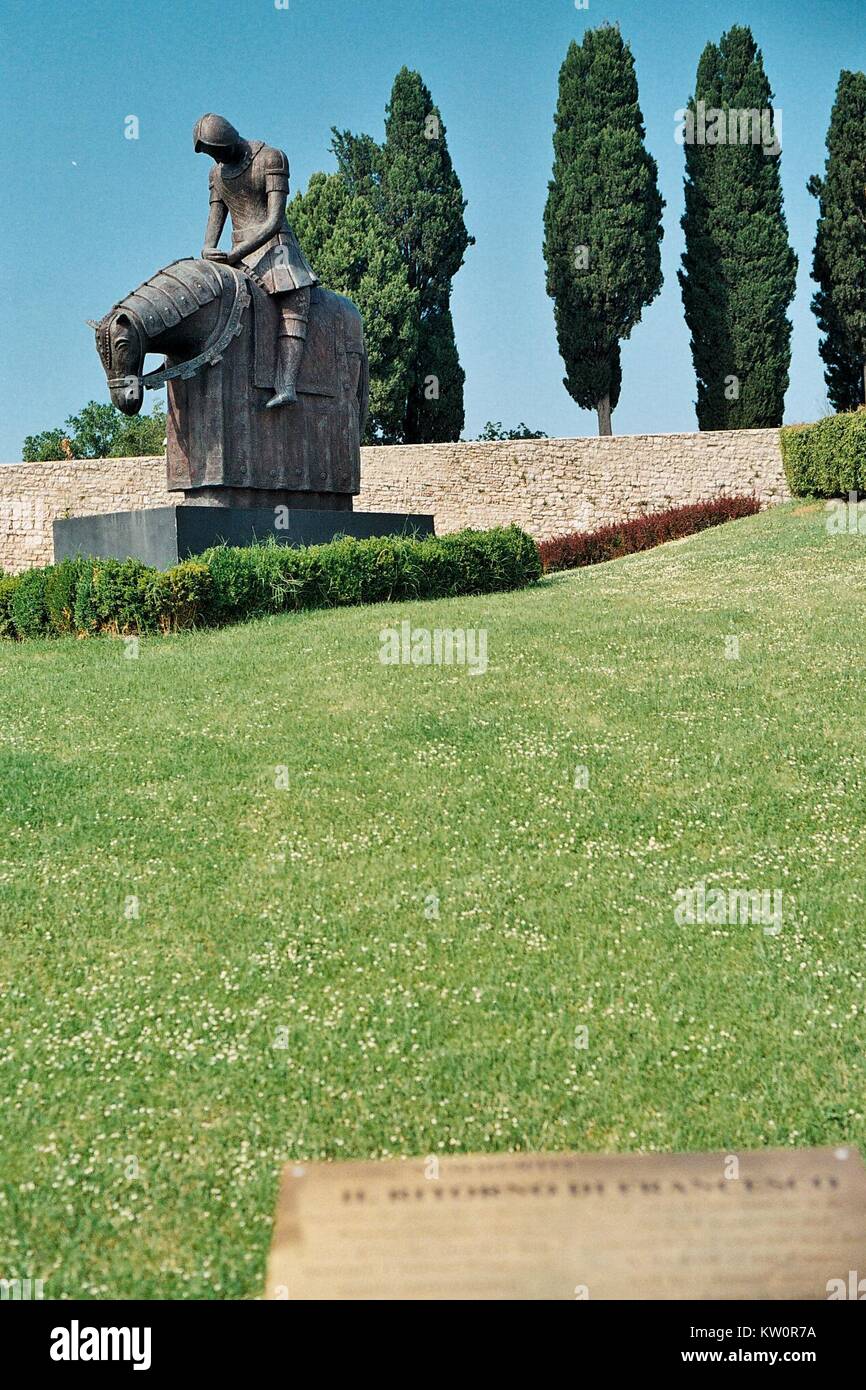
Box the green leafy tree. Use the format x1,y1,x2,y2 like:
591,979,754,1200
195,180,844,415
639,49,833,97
808,69,866,411
544,25,664,436
110,402,167,457
476,422,549,440
22,428,70,463
333,67,474,443
679,26,797,429
21,400,166,461
65,402,124,458
291,173,418,443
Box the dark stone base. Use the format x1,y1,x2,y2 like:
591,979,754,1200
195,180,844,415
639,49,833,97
53,506,435,570
178,488,354,511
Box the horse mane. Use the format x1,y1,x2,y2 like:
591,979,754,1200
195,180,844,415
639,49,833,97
95,315,113,367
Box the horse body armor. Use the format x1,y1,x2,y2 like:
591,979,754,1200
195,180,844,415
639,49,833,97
112,259,226,338
92,254,368,498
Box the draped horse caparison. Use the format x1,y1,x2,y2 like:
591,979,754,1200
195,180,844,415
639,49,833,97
90,257,369,507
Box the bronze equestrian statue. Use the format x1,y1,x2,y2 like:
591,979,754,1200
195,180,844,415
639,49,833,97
67,114,432,565
89,116,370,511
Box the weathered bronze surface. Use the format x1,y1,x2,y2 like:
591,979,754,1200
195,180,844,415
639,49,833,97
194,112,318,409
90,117,369,509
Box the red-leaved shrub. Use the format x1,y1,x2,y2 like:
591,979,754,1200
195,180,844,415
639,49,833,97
538,496,761,574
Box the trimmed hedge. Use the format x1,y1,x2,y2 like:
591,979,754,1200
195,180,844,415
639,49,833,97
0,576,19,638
0,526,541,640
9,569,49,638
538,496,761,574
780,411,866,497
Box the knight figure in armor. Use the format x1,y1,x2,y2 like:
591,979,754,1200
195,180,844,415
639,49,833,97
193,112,318,409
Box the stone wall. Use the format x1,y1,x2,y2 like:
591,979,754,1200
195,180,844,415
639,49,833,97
0,428,788,573
355,428,789,539
0,457,175,573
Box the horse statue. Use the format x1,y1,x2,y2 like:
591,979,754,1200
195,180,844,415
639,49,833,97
90,258,369,510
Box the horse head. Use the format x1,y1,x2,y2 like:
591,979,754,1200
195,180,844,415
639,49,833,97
89,259,234,417
89,310,146,416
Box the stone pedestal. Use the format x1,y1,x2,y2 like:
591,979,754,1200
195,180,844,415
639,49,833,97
53,506,435,570
179,487,354,510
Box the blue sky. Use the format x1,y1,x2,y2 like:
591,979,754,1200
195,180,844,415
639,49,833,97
0,0,862,460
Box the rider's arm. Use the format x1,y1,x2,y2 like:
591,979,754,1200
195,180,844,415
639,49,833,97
202,166,228,256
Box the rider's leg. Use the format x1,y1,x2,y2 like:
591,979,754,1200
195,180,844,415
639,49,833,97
266,289,310,409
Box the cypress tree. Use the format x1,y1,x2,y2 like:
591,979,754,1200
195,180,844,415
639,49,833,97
808,70,866,411
330,71,473,442
379,68,473,442
543,25,664,436
679,26,797,429
404,301,465,444
291,172,418,443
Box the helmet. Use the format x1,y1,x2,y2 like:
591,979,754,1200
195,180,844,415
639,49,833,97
193,113,241,152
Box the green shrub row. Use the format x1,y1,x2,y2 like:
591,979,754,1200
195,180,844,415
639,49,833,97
0,557,213,639
0,526,542,640
780,410,866,497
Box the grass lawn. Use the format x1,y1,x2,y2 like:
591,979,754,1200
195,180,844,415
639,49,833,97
1,500,864,1299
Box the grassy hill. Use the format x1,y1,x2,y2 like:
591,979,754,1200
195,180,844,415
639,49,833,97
1,501,864,1298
